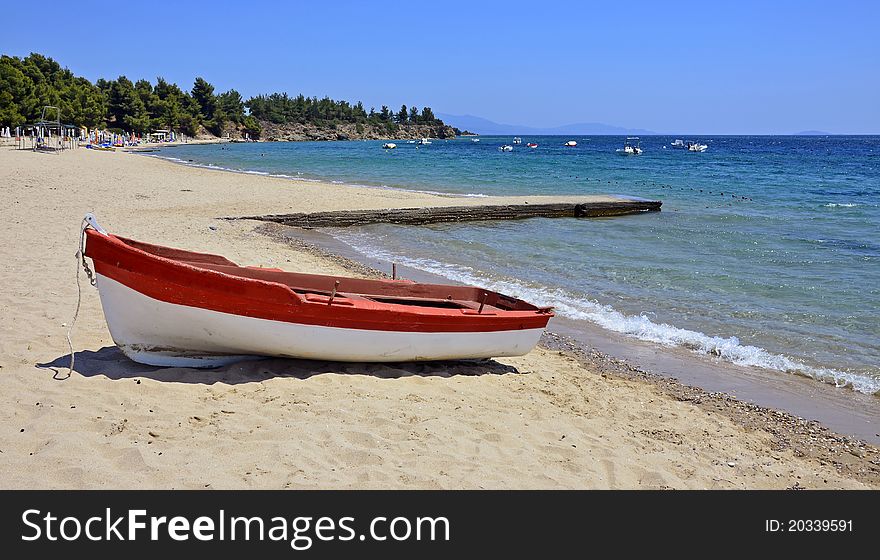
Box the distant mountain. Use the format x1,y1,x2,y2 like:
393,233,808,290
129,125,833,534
438,113,655,136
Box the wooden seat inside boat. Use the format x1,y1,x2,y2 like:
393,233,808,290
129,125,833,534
174,260,529,312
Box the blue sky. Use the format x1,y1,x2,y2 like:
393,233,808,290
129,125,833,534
3,0,878,133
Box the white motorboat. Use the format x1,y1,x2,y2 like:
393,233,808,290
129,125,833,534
670,139,686,149
500,144,513,152
382,142,396,149
418,138,432,145
687,141,708,152
513,137,522,144
616,136,643,155
564,140,577,147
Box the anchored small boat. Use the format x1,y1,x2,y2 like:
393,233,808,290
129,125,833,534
81,215,553,367
564,140,577,147
382,142,396,149
687,141,708,152
527,143,538,149
499,144,513,152
616,136,643,155
417,138,432,145
512,137,522,144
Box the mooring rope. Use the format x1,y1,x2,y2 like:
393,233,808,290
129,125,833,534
60,218,96,380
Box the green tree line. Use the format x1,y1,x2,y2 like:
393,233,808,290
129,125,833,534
246,93,441,127
0,53,258,137
0,52,447,138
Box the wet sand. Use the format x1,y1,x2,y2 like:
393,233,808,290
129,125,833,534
279,225,880,444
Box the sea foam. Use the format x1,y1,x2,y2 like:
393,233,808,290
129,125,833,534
338,233,880,395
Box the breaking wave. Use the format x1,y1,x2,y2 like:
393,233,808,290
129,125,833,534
338,234,880,395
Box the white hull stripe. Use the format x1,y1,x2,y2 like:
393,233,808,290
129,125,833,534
95,274,544,367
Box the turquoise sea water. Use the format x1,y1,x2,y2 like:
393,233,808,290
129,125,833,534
153,136,880,394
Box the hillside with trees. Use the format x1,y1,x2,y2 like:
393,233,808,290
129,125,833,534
0,53,456,141
246,95,455,140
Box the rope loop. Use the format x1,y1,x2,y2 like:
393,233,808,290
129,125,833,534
61,217,97,380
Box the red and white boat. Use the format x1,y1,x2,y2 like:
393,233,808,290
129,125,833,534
527,143,538,149
82,215,554,367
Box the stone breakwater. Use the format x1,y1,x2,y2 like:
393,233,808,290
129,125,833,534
230,200,662,228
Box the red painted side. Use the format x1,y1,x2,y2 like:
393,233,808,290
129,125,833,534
84,229,553,333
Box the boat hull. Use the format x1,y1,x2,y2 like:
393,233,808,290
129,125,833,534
84,226,552,367
96,274,546,367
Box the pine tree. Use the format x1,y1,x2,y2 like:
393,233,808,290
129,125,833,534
420,106,436,124
217,89,245,124
191,77,216,120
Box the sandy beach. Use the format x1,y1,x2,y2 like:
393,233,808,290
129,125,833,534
1,146,877,489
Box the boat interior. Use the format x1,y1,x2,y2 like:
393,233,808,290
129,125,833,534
115,235,548,313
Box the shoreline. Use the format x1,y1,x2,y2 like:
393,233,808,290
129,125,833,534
255,223,880,445
142,141,878,399
260,223,880,442
1,146,877,489
258,223,879,484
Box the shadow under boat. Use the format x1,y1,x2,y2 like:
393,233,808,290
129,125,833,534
37,347,520,385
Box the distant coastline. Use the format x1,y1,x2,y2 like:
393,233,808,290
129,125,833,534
437,113,865,136
438,113,656,136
